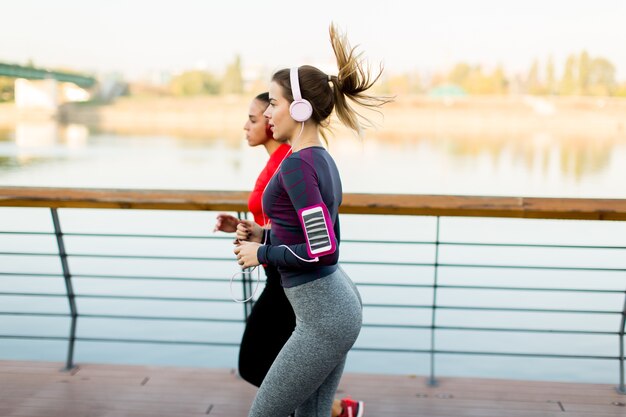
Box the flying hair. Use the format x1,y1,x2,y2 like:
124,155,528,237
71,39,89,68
328,22,392,137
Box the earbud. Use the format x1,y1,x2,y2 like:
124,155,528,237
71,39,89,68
289,67,313,122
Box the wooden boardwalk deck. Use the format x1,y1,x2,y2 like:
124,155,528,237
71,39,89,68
0,360,625,417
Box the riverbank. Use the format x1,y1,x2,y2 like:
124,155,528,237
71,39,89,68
1,95,625,141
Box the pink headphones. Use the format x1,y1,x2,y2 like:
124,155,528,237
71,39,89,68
289,67,313,122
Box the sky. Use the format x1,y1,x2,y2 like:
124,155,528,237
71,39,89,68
3,0,626,81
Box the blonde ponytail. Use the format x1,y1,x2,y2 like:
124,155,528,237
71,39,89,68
329,23,391,136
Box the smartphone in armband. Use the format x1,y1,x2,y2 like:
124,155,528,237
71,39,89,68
298,204,337,258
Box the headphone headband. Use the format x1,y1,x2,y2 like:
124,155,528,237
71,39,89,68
288,66,313,122
290,67,303,101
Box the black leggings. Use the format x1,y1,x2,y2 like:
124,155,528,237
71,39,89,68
238,264,296,387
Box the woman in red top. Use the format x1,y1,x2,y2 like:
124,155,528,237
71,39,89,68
214,92,294,389
215,92,362,417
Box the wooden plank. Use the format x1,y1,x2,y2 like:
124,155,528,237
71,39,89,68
1,186,626,220
0,187,250,212
1,361,625,417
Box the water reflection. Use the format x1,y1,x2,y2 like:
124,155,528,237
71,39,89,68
411,132,616,181
0,122,91,171
0,120,624,197
15,122,58,148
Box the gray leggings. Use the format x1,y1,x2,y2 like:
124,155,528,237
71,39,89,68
248,266,362,417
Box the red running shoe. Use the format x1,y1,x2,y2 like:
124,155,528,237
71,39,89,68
339,396,364,417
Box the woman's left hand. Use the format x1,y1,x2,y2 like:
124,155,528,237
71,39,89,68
233,241,261,269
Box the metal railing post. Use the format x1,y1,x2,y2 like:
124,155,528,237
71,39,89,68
243,268,253,319
428,216,441,387
50,208,78,371
618,290,626,394
237,212,254,320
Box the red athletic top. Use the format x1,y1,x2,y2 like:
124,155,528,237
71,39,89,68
248,144,291,226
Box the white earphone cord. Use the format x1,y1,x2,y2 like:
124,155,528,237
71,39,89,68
230,122,318,303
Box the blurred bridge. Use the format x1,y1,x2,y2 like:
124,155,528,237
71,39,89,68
0,62,97,111
0,62,96,88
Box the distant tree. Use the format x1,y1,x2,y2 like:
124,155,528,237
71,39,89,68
615,83,626,97
408,71,424,94
221,55,244,95
448,63,472,86
545,56,556,95
527,59,543,94
387,74,411,95
445,63,508,95
588,57,616,96
371,74,391,95
464,66,490,94
578,51,591,94
0,77,14,102
428,71,447,90
559,54,577,95
170,70,219,96
491,65,507,95
246,76,269,96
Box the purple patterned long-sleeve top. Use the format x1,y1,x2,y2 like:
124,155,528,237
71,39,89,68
256,146,342,288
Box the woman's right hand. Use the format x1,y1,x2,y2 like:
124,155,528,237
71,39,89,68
236,220,263,243
213,214,240,233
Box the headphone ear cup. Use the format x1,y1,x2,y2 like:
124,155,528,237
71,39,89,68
290,99,313,122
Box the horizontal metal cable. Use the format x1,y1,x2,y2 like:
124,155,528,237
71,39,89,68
79,314,242,323
442,241,626,250
361,323,619,335
0,231,232,240
364,303,621,314
437,285,624,294
0,335,68,341
356,282,624,293
0,335,239,347
347,260,626,271
75,337,240,347
341,260,437,267
352,346,620,360
0,312,69,317
0,252,235,261
343,239,434,245
73,274,235,283
62,232,233,240
0,311,238,322
438,263,626,272
0,252,59,257
75,294,234,303
0,292,66,298
345,239,626,251
435,305,622,314
0,272,61,278
0,231,53,236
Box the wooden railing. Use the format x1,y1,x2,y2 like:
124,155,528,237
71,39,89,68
0,186,625,392
1,186,626,220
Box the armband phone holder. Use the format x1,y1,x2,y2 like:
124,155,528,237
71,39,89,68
298,204,336,258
